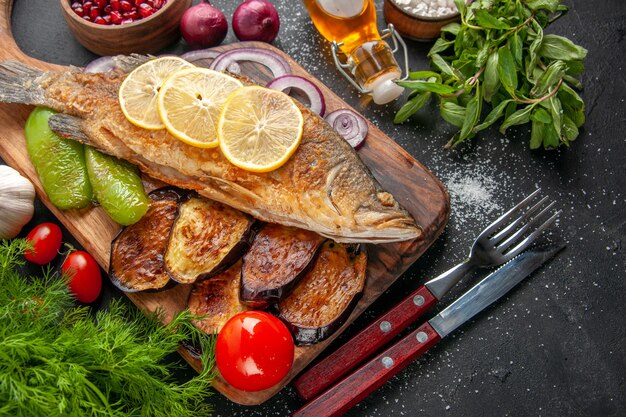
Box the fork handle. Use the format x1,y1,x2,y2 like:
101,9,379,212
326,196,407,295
293,322,441,417
293,285,437,400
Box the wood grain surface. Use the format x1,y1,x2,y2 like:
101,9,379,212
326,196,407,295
0,0,449,405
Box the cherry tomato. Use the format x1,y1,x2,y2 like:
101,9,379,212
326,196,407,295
216,311,294,392
61,251,102,303
24,223,63,265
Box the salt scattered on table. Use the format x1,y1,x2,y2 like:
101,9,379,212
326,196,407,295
392,0,459,18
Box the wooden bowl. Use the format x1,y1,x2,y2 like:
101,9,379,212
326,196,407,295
60,0,192,56
383,0,461,41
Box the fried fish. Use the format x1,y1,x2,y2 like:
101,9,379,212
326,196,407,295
0,59,421,243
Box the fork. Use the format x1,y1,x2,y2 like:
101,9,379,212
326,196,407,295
293,188,561,400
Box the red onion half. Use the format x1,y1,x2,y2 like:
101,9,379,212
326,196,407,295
325,109,369,149
267,75,326,116
232,0,280,43
84,56,118,73
210,48,291,78
180,1,228,49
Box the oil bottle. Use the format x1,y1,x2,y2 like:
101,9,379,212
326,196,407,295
303,0,405,104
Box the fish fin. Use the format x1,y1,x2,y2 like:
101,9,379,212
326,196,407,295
48,114,92,145
0,61,48,106
111,54,154,73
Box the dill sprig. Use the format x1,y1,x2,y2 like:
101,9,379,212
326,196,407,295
0,239,215,417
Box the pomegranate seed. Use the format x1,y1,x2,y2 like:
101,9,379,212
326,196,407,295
110,0,120,11
93,15,106,24
134,0,144,5
71,2,81,10
121,18,134,24
109,10,122,23
89,7,100,19
122,10,138,20
94,0,106,9
152,0,163,8
82,1,92,14
82,14,91,22
138,3,153,17
120,0,133,12
73,6,84,16
103,14,111,23
104,4,111,14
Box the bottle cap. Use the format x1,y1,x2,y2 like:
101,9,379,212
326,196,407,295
369,71,404,105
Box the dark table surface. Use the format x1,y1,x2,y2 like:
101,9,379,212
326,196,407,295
5,0,626,416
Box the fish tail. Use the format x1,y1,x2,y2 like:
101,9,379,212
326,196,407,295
0,61,49,106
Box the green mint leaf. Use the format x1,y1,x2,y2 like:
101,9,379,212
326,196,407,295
431,53,456,78
564,106,586,128
530,107,552,123
440,101,467,127
394,93,432,124
561,114,579,141
454,0,467,15
546,95,563,136
474,9,511,29
409,71,442,81
474,99,512,132
396,81,458,95
460,83,483,140
565,60,585,75
530,60,566,97
483,51,500,102
563,74,583,90
525,0,560,13
510,33,523,68
497,44,518,96
500,104,534,133
430,38,454,56
527,20,543,75
530,119,544,149
539,34,588,61
441,22,461,35
542,122,560,149
476,42,490,68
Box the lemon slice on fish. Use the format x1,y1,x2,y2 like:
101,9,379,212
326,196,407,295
119,57,194,130
218,86,304,173
157,67,243,148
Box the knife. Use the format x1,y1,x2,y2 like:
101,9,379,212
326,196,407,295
292,243,566,417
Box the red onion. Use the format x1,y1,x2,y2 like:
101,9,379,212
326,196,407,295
84,56,118,73
232,0,280,43
210,48,291,78
325,109,369,149
180,1,228,49
267,75,326,116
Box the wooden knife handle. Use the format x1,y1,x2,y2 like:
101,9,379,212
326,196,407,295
293,285,437,400
292,321,441,417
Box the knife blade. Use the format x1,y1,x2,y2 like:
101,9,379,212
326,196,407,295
292,243,566,417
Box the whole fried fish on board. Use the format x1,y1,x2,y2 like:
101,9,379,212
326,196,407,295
0,59,421,243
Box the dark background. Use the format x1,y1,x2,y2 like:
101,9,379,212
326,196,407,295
5,0,625,416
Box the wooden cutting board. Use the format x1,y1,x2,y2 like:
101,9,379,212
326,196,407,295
0,0,449,405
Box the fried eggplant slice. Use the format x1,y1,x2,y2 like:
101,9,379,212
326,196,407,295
109,187,185,292
276,241,367,345
188,260,250,334
165,196,255,284
241,224,326,308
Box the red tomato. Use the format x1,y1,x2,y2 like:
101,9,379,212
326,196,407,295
216,311,294,392
61,251,102,303
24,223,63,265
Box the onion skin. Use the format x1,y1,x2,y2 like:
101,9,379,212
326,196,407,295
180,1,228,49
232,0,280,43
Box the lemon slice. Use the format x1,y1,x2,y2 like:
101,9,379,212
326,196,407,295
119,57,194,130
218,86,304,173
157,68,243,148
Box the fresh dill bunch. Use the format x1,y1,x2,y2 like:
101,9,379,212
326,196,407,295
0,239,215,417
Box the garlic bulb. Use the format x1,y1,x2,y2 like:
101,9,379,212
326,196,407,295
0,165,36,239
